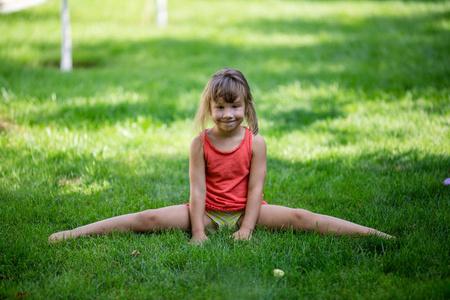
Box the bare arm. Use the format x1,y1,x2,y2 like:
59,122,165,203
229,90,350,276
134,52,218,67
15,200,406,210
233,134,267,240
188,136,209,244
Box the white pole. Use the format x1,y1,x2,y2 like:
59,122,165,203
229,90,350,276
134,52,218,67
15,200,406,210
155,0,167,28
61,0,72,71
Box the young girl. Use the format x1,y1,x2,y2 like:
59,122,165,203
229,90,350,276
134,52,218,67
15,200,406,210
49,68,392,244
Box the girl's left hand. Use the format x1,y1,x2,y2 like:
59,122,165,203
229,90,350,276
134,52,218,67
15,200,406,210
232,227,253,241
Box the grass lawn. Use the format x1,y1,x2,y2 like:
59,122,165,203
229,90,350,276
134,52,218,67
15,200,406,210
1,0,449,298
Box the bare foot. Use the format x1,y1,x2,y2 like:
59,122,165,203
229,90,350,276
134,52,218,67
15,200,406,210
368,229,395,239
48,231,74,243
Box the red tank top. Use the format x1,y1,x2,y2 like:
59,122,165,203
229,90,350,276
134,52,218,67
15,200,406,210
202,127,267,211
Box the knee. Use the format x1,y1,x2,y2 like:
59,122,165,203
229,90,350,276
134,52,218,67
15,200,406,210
135,209,161,230
291,209,315,227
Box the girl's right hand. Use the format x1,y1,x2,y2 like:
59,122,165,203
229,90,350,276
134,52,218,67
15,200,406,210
190,232,210,245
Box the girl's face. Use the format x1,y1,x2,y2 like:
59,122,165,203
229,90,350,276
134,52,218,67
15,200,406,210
210,97,245,134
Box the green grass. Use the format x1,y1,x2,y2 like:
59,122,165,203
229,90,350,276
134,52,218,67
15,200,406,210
1,0,449,298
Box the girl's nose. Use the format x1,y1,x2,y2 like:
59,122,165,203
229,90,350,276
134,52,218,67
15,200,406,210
223,108,232,118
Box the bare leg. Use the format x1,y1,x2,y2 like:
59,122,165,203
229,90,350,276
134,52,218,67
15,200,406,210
48,205,213,243
257,205,393,238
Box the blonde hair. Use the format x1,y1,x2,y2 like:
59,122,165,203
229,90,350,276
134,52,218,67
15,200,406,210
194,68,258,135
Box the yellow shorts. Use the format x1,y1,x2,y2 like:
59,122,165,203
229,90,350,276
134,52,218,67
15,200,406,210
205,210,244,230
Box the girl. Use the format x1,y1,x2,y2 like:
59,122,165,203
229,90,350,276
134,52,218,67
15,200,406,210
49,68,392,244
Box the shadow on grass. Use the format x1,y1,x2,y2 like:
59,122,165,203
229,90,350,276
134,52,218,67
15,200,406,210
266,150,447,227
32,94,197,129
262,94,344,135
263,150,449,279
0,146,190,228
1,8,448,130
